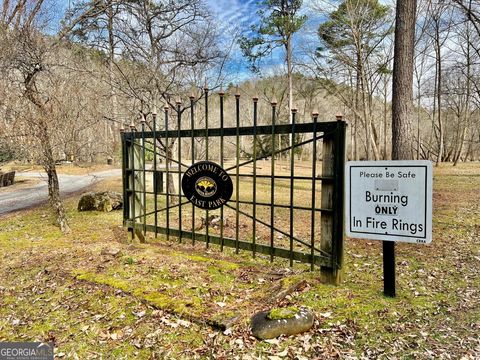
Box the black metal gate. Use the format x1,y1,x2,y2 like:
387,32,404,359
121,87,346,277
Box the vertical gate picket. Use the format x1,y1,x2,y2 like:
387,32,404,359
204,86,210,248
141,114,147,237
153,110,158,238
164,105,170,242
176,98,183,243
235,89,240,254
270,99,277,262
310,111,319,271
252,96,258,258
219,89,225,251
289,108,297,267
190,95,196,245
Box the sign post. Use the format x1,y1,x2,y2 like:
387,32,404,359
346,161,433,296
383,241,395,297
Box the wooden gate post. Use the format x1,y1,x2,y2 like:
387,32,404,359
126,127,145,243
320,118,346,284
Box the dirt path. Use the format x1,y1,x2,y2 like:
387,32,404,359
0,169,121,216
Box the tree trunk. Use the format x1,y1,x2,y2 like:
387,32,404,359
383,76,388,160
107,0,118,158
354,70,360,160
40,125,70,233
391,0,416,160
45,164,70,233
357,52,370,160
348,70,357,160
434,25,444,166
454,26,471,166
25,69,70,233
416,78,422,159
369,123,381,160
287,35,293,152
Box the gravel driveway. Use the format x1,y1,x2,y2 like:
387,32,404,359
0,169,121,216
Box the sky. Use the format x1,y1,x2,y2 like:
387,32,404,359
50,0,326,81
205,0,261,79
204,0,325,81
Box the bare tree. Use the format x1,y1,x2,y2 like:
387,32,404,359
426,1,453,165
452,0,480,56
314,0,394,160
239,0,307,151
0,1,105,232
65,0,226,195
392,0,416,160
0,3,71,232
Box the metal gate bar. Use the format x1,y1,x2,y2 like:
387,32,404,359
219,90,225,250
165,105,170,242
204,88,210,248
252,97,258,257
311,112,319,271
270,100,276,262
129,132,332,173
235,92,240,254
289,109,296,266
129,122,339,139
189,95,196,245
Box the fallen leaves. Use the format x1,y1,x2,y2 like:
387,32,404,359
159,316,192,329
0,166,480,358
132,310,146,318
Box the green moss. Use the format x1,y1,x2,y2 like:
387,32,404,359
72,269,206,319
73,270,131,293
141,291,174,309
267,306,299,320
207,266,235,285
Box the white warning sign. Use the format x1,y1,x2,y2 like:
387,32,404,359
346,161,433,244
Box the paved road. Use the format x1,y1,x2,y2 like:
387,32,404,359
0,169,121,216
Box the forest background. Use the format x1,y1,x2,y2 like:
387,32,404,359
1,0,479,229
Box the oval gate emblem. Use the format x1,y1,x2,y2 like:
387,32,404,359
182,161,233,210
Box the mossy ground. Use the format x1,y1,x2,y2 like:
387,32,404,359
0,163,479,359
267,307,299,320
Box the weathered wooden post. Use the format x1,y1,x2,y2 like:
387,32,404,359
127,119,145,243
320,114,346,284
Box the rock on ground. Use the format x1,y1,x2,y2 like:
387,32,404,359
251,307,315,340
78,191,123,212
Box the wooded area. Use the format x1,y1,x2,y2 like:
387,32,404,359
1,0,480,229
1,0,479,162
